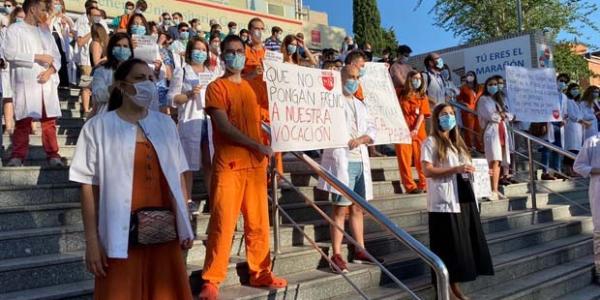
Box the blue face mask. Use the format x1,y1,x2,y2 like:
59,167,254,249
344,79,359,94
593,92,599,99
286,44,297,54
131,25,146,36
411,79,422,90
487,85,498,95
112,46,131,61
54,4,62,13
15,17,23,23
571,89,580,98
435,58,444,69
191,50,207,64
558,81,567,91
224,53,246,71
180,31,189,40
439,114,456,131
358,67,366,78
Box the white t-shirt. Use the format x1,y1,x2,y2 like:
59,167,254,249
74,14,108,66
421,136,463,213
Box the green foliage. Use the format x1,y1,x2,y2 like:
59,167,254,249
352,0,398,55
553,42,595,82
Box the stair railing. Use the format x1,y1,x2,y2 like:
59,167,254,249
263,123,450,300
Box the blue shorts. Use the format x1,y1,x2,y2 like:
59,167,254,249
331,161,365,206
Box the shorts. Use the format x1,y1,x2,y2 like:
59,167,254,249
79,65,93,88
331,161,365,207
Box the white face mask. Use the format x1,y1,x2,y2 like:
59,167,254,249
126,80,158,108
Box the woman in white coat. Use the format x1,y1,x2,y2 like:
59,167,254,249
70,59,194,299
49,0,73,87
4,0,63,167
581,86,599,141
167,36,215,213
0,6,23,135
564,83,586,176
477,76,513,201
89,33,133,117
573,132,600,281
317,65,377,273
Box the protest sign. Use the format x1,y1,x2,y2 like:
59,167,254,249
361,62,411,145
471,158,491,200
263,60,350,152
132,35,160,63
505,66,562,123
264,50,284,63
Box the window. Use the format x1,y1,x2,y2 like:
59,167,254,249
268,3,284,16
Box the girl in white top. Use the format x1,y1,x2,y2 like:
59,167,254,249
89,33,133,117
477,76,513,201
422,103,494,299
317,65,377,273
580,86,599,141
167,36,215,212
69,59,194,298
564,83,586,176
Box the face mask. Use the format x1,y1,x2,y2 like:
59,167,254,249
125,8,133,14
54,4,62,13
558,81,567,91
210,43,220,53
230,28,237,34
112,46,131,61
241,36,248,42
173,19,180,26
252,29,262,40
344,79,359,94
15,17,23,23
487,85,498,95
179,31,189,40
435,58,444,69
411,79,422,90
439,114,456,131
92,16,102,24
498,83,505,90
3,6,13,14
358,67,366,78
131,25,146,36
287,44,297,54
224,53,246,71
571,89,580,97
191,49,207,64
466,75,475,83
126,80,158,109
593,92,600,99
399,56,408,64
163,19,172,26
134,8,142,14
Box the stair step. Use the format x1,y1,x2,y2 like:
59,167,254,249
553,284,600,300
0,184,80,207
0,280,93,300
0,225,84,260
0,202,81,231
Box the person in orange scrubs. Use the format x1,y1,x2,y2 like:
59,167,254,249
457,71,484,151
396,70,431,194
198,35,287,300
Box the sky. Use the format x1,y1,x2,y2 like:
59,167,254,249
303,0,600,55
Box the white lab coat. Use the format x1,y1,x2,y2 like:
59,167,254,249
4,22,61,121
0,25,12,98
50,17,75,85
543,93,568,145
580,101,599,141
90,66,113,115
564,98,584,151
167,64,216,170
69,110,194,258
573,133,600,229
477,95,512,166
318,96,376,200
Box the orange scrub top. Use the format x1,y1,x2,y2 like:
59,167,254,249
400,93,431,141
205,78,268,171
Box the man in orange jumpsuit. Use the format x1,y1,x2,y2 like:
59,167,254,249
242,17,285,175
198,35,287,300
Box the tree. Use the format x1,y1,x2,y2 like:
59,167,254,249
353,0,397,55
419,0,599,79
553,42,595,81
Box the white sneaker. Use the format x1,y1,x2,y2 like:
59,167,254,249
488,192,499,201
6,158,22,167
48,157,65,167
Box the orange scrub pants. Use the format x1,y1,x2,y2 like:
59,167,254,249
201,166,271,285
395,139,427,192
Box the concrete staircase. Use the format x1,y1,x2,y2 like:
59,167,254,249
0,88,598,299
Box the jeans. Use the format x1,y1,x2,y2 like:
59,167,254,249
540,123,562,174
332,161,365,206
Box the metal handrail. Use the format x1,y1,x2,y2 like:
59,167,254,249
263,123,450,300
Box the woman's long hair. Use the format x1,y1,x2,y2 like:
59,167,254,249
107,59,148,111
430,103,470,163
582,85,599,107
91,23,108,57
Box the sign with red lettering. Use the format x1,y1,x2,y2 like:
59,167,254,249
263,61,350,152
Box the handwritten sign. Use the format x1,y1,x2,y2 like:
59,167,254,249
361,62,411,145
264,50,284,63
263,60,349,152
505,66,562,123
471,158,491,200
132,35,159,63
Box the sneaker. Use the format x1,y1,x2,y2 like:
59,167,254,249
408,188,423,194
187,200,200,215
198,282,219,300
488,192,499,201
249,272,288,288
330,254,349,274
48,157,65,167
497,191,509,201
353,250,384,264
6,158,23,167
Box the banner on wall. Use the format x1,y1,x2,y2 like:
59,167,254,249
361,62,411,145
262,61,349,152
505,66,562,123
